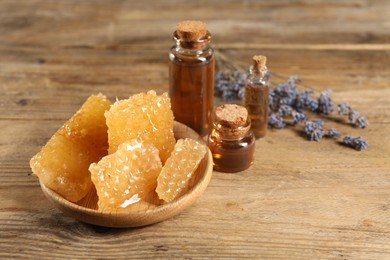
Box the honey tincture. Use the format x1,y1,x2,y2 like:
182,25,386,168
169,20,215,137
208,104,255,173
245,55,269,138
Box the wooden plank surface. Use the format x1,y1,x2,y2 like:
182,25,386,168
1,0,390,259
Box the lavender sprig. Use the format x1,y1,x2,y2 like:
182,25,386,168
269,79,369,150
328,128,342,139
318,90,334,115
297,90,315,111
292,111,307,124
356,116,369,128
278,105,293,116
269,77,330,115
337,102,351,115
338,102,369,128
343,136,369,151
348,111,360,123
304,120,325,142
268,113,286,129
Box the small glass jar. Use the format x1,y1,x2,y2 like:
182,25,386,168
169,20,215,137
208,104,255,173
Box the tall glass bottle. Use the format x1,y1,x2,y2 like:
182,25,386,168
169,20,215,137
245,55,269,138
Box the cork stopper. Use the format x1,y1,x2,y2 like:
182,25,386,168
252,55,267,73
215,104,250,138
176,20,208,41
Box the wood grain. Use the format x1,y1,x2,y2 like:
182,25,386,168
1,0,390,259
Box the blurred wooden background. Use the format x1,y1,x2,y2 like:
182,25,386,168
1,0,389,259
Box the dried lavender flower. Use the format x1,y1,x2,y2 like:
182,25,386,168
278,104,293,116
348,111,360,123
314,119,325,127
296,90,314,112
338,102,351,115
356,116,369,129
318,89,334,115
275,81,299,107
304,120,325,142
269,89,276,110
268,113,286,129
270,76,313,114
343,135,368,151
237,87,245,99
342,106,369,129
338,103,369,128
292,111,307,124
222,90,236,101
328,128,342,139
215,71,248,101
307,100,319,112
287,75,301,85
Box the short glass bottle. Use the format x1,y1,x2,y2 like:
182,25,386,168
208,104,255,173
169,20,215,137
245,55,269,138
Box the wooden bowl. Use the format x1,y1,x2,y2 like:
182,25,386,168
40,121,213,228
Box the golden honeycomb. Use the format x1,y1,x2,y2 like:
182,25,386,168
89,139,162,211
30,94,110,202
156,138,207,202
105,90,175,163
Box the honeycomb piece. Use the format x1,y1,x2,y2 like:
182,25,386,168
156,138,207,202
105,90,175,163
89,139,162,211
30,94,110,202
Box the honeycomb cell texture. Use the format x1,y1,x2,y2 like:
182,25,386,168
156,138,207,202
89,139,162,211
105,90,175,163
29,94,111,202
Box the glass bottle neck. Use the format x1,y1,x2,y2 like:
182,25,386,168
173,31,212,52
212,121,250,141
248,66,268,85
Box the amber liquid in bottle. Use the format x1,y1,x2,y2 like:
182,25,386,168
208,104,255,173
245,83,269,138
208,131,255,173
169,53,215,137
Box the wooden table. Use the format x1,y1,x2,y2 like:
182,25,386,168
1,1,389,259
